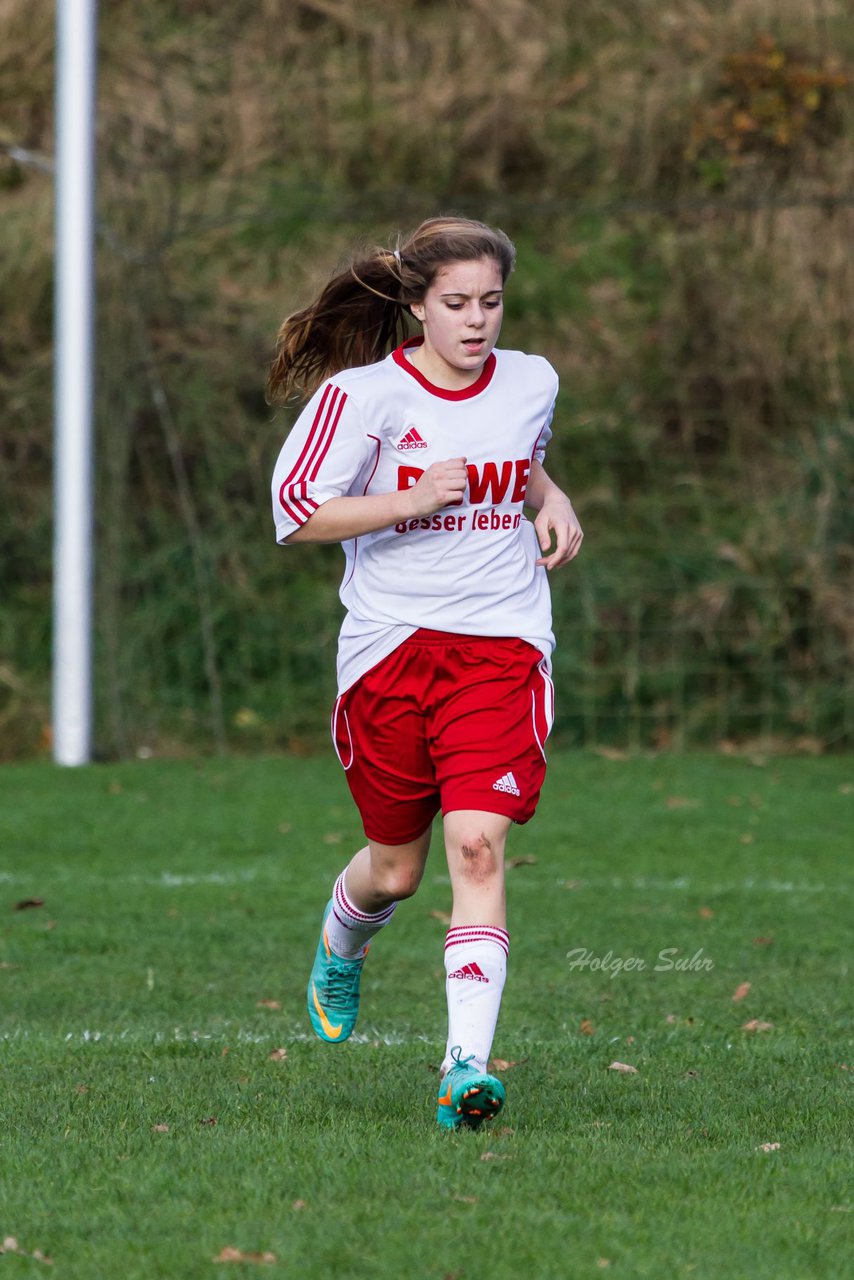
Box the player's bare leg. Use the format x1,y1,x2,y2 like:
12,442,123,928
444,809,509,928
306,827,432,1043
437,810,511,1128
344,828,433,912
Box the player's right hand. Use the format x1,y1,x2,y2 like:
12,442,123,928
405,457,468,515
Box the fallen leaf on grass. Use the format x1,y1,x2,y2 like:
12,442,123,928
562,879,583,890
838,1063,850,1071
665,796,700,810
453,1195,479,1204
579,1019,596,1035
507,855,537,869
665,1014,678,1024
698,905,714,919
592,746,628,761
740,833,754,845
256,999,282,1010
480,1151,512,1161
608,1061,638,1074
596,1262,611,1270
322,833,342,845
268,1047,288,1061
291,1199,306,1211
755,1142,781,1152
732,981,751,1002
429,909,452,925
200,1115,218,1126
1,1238,52,1265
213,1247,277,1265
753,936,774,947
489,1058,526,1072
684,1070,700,1078
838,783,853,795
151,1124,169,1133
74,1084,89,1095
13,899,44,911
742,1019,774,1032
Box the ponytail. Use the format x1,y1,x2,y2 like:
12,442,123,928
266,216,516,404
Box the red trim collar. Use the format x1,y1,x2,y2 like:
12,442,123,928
392,337,496,400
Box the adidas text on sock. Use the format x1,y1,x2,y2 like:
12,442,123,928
442,926,509,1074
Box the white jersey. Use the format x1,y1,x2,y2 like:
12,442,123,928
271,339,558,694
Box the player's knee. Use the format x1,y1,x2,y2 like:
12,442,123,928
455,831,500,884
373,864,423,902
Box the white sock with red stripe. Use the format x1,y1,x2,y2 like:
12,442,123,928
442,925,509,1075
324,870,397,959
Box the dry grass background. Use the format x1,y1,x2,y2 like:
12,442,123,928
1,0,852,756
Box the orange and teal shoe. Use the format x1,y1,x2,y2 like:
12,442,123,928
307,901,366,1043
436,1046,506,1130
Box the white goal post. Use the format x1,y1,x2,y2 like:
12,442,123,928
52,0,98,765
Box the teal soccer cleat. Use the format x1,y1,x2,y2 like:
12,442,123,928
307,900,366,1043
436,1046,506,1130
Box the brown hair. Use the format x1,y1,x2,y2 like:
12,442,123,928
266,216,516,404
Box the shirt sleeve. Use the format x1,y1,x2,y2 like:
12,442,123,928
534,399,555,463
271,380,372,543
528,355,558,464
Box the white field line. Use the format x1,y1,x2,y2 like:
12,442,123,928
0,868,846,894
554,876,849,894
0,1025,434,1047
0,869,262,887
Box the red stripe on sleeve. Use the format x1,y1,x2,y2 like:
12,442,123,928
295,386,342,486
308,390,347,480
281,384,334,488
281,479,314,523
276,382,350,527
280,497,307,525
279,481,312,524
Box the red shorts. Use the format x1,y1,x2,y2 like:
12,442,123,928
331,630,554,845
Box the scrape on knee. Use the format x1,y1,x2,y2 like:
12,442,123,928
459,833,497,882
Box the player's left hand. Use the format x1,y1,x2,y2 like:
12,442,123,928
534,498,583,570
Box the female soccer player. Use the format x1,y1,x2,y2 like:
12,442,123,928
269,216,582,1130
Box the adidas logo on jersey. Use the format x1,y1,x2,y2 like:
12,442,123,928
396,426,428,450
492,771,521,797
448,962,489,983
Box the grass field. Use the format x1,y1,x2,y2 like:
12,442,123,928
1,752,851,1279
